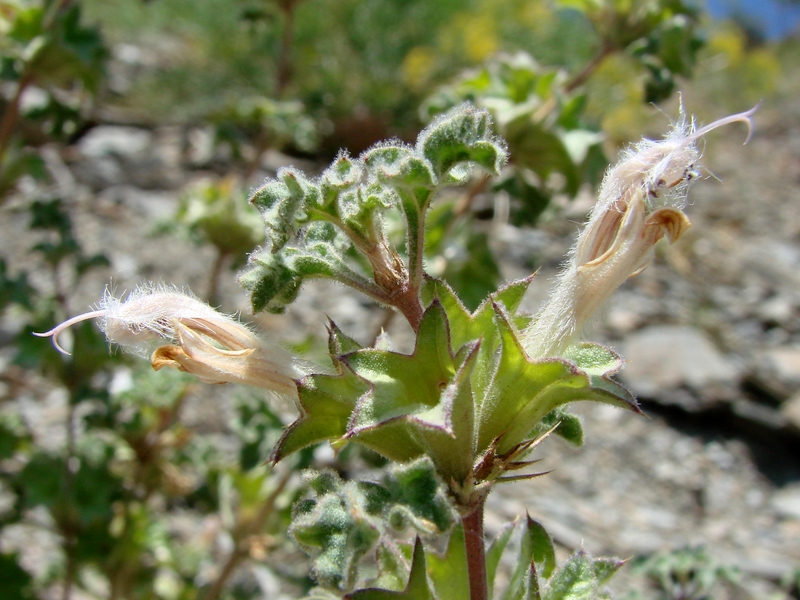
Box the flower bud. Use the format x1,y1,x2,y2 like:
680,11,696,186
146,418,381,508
34,284,305,395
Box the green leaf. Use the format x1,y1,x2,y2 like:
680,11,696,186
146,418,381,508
533,408,585,447
497,516,556,600
363,145,437,189
291,487,382,591
504,119,580,198
342,301,477,483
327,318,364,372
249,167,320,251
240,222,375,314
346,538,434,599
271,369,368,463
418,103,507,179
561,343,623,377
526,517,557,579
477,304,639,455
382,459,455,534
542,551,624,600
293,463,453,593
427,523,470,600
487,520,516,598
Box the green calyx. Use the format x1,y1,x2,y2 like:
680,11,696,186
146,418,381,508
273,276,640,492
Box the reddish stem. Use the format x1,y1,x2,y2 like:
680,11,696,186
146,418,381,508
0,72,34,162
463,496,488,600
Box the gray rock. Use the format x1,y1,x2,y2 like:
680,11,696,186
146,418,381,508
781,391,800,430
619,325,740,407
759,345,800,385
771,484,800,520
78,126,153,160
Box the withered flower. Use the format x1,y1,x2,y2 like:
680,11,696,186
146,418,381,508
523,105,758,358
35,284,305,396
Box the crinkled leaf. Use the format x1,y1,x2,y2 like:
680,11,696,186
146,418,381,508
240,222,374,314
291,487,381,591
418,103,507,179
363,145,437,189
295,464,452,594
249,167,320,250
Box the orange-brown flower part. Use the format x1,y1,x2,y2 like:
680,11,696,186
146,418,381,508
150,318,299,396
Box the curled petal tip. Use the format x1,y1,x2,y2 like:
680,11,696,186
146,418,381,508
32,329,71,355
689,103,760,146
32,309,106,356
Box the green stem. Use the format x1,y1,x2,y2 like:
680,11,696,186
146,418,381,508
463,496,488,600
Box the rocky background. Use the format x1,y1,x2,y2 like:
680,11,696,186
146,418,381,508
1,78,799,599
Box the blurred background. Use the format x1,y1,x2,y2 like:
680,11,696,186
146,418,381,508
0,0,798,598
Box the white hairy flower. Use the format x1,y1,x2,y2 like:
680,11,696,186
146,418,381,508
35,284,306,395
523,104,758,358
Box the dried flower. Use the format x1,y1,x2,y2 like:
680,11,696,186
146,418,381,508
34,284,306,395
523,105,758,358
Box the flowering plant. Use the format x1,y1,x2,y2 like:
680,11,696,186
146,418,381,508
38,102,755,599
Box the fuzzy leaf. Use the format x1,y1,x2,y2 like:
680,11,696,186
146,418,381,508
542,551,625,600
346,538,434,599
291,484,381,591
533,408,585,447
561,343,624,377
295,464,453,594
240,222,374,313
249,167,320,251
427,523,470,600
363,146,437,189
418,104,507,179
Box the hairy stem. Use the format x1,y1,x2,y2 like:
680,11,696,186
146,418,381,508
463,496,488,600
